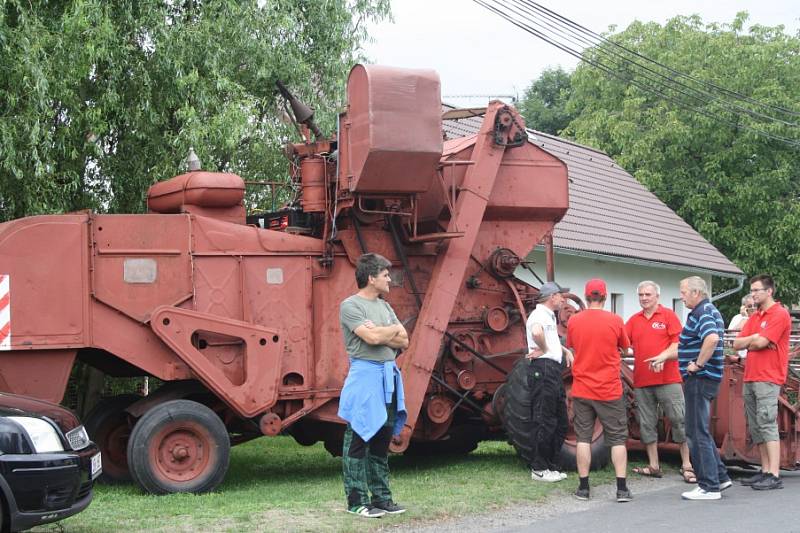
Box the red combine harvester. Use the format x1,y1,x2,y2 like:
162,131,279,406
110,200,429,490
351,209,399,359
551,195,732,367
0,65,572,494
0,64,798,494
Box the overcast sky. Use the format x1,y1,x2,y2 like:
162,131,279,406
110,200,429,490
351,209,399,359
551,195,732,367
364,0,799,106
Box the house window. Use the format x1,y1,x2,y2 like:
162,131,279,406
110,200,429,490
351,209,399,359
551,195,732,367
611,293,624,316
673,298,684,317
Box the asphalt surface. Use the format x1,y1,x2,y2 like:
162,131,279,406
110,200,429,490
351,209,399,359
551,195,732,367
500,469,800,533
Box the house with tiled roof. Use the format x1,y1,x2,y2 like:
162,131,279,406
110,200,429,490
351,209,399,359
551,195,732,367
443,104,744,320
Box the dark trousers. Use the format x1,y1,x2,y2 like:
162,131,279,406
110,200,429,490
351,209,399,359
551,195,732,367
342,396,396,507
528,358,568,471
683,374,730,491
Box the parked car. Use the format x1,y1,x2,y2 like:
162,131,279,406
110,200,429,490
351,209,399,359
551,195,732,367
0,392,101,532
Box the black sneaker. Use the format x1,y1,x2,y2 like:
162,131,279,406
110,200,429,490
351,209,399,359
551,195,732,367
616,488,633,502
740,471,766,486
372,500,406,514
719,479,733,491
574,487,590,500
347,505,386,518
752,473,784,491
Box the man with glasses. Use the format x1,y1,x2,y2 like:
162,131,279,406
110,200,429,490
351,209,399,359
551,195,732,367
733,274,792,491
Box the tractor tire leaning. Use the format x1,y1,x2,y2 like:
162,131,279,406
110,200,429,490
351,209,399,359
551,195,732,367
502,357,609,471
127,399,230,494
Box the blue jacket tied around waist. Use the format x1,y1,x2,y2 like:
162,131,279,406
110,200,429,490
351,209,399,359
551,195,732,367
338,359,407,442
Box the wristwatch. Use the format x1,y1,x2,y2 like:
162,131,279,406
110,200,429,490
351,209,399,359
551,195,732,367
693,361,704,369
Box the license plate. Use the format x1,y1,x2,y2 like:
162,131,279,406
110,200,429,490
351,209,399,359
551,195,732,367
90,453,102,479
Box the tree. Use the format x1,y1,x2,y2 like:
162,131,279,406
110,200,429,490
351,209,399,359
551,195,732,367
518,66,574,135
0,0,390,220
562,13,800,308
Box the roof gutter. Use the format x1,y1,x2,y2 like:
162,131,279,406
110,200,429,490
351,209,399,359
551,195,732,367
537,245,745,280
709,275,746,304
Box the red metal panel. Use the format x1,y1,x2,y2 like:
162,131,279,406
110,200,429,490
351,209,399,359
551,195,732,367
0,350,76,403
92,214,193,323
244,256,313,391
0,215,87,347
343,64,442,193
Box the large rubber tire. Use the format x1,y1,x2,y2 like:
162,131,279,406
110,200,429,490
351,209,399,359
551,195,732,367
83,394,140,483
127,400,230,494
502,358,609,472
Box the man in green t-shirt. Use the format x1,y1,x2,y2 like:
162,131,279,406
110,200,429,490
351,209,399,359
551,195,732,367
338,253,409,518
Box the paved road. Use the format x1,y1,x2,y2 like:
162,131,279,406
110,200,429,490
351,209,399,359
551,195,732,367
500,470,800,533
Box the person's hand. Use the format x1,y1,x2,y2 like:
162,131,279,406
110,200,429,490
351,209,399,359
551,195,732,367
362,320,375,329
526,348,544,360
644,354,666,373
563,347,574,368
391,435,403,446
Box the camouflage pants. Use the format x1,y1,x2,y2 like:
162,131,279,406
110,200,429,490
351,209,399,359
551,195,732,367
342,398,396,507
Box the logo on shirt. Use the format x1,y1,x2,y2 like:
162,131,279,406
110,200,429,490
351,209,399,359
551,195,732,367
651,322,666,330
761,320,767,329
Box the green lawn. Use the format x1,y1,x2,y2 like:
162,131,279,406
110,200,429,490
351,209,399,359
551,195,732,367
36,437,621,533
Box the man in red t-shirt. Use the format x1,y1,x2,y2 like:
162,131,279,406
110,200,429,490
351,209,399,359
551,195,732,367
567,278,632,503
733,274,792,491
625,281,694,483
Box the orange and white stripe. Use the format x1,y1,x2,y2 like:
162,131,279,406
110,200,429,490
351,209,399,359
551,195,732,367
0,275,9,350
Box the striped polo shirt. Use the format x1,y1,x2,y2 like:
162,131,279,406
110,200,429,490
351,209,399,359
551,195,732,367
678,298,725,381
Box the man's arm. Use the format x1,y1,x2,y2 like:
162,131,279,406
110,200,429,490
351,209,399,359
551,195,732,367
385,322,409,349
527,323,548,359
686,333,719,372
353,323,405,346
733,334,772,351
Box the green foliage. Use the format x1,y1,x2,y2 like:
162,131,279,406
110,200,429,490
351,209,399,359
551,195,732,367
518,66,574,134
0,0,390,220
558,14,800,306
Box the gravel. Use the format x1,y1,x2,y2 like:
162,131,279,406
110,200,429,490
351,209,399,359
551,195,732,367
380,474,684,533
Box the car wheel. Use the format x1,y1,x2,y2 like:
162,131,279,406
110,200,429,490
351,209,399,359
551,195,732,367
83,394,140,482
127,399,230,494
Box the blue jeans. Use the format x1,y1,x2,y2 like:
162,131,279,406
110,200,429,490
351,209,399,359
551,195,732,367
683,374,730,491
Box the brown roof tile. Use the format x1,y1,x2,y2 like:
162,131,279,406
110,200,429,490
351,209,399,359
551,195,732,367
442,105,743,276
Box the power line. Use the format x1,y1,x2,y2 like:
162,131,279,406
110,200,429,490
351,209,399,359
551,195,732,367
473,0,800,148
517,0,800,120
511,0,800,127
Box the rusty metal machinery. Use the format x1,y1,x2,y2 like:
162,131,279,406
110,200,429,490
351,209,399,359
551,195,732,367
0,64,572,494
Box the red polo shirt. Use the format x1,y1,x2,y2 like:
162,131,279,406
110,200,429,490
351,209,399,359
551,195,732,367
739,302,791,385
625,305,683,388
567,309,630,401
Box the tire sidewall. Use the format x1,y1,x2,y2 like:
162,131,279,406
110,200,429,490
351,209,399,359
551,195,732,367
127,399,230,494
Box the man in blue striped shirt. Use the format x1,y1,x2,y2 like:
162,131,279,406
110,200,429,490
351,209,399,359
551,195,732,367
676,276,732,501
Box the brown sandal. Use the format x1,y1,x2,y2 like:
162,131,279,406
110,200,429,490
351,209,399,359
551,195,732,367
681,467,698,484
633,465,663,478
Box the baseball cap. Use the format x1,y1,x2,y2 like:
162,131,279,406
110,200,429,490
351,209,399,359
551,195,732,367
538,281,569,301
585,278,607,298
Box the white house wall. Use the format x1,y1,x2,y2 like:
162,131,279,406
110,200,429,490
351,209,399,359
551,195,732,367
515,250,714,323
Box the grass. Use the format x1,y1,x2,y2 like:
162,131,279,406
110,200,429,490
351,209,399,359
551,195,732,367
33,437,622,533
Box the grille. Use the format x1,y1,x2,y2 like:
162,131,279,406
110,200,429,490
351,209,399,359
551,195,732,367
65,425,90,450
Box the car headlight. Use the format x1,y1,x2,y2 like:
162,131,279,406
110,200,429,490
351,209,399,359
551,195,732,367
8,416,65,453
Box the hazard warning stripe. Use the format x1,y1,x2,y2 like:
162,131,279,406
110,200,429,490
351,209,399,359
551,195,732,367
0,274,9,350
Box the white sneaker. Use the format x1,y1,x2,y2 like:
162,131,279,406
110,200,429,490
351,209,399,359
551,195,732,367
719,480,733,491
550,469,568,480
531,469,563,482
681,487,721,500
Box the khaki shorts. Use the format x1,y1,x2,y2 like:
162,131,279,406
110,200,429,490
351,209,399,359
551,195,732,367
634,383,686,444
573,396,628,446
743,381,780,443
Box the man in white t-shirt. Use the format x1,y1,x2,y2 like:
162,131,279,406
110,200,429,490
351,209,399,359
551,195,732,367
526,281,574,482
